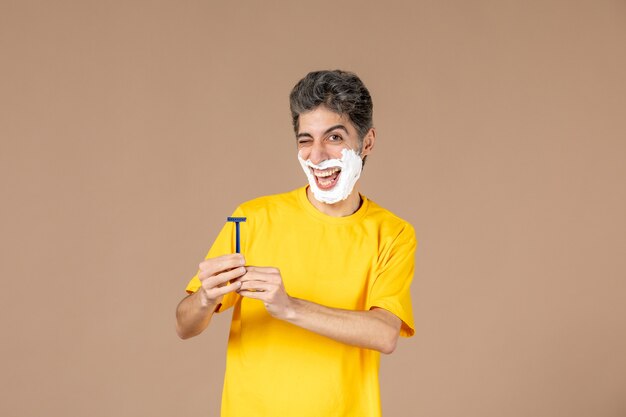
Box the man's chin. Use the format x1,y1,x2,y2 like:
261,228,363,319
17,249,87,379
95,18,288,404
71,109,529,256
308,183,351,205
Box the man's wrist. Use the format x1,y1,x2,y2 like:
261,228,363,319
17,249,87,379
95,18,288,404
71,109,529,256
197,289,218,311
282,296,299,322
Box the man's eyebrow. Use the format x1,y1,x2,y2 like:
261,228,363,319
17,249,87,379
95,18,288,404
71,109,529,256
324,124,349,135
296,124,349,139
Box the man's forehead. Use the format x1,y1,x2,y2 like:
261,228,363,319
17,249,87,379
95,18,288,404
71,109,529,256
297,107,355,135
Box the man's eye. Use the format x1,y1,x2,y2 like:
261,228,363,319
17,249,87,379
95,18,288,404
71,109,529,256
298,139,312,146
328,134,342,142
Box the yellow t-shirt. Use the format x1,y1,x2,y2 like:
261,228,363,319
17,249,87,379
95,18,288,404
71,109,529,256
186,186,416,417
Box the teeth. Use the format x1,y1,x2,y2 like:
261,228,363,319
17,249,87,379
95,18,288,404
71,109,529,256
313,167,340,178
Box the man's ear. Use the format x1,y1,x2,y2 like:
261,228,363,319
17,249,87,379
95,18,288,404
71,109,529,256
361,128,376,158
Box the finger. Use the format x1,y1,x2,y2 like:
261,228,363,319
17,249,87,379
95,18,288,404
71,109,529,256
237,269,280,283
239,271,282,287
244,266,279,274
239,281,272,292
199,264,246,281
201,266,247,287
198,254,245,276
205,280,242,298
238,289,268,300
199,253,245,273
237,272,264,283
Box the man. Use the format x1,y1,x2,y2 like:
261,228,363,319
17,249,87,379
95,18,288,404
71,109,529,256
176,70,416,417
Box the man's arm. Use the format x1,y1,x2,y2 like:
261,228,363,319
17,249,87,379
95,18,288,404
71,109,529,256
175,291,218,339
238,266,403,354
287,299,402,354
175,254,246,339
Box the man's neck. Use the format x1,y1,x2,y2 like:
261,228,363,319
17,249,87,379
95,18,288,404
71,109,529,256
306,186,362,217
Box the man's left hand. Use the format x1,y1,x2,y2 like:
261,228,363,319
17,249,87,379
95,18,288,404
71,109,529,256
237,266,293,320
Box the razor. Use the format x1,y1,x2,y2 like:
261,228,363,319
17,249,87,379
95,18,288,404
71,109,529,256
226,217,247,253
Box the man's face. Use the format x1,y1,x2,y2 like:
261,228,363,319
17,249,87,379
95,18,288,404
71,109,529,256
296,106,371,192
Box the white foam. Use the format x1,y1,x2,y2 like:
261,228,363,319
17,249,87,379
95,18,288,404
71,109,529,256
298,148,363,204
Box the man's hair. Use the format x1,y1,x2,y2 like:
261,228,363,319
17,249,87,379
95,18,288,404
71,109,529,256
289,70,373,143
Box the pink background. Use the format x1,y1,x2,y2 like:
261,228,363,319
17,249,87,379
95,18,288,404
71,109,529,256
1,1,625,416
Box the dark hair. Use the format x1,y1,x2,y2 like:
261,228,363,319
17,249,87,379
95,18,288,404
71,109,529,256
289,70,373,142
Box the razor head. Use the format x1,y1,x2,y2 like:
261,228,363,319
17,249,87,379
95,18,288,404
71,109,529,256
227,217,247,223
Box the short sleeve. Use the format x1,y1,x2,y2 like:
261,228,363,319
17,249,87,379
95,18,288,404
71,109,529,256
367,223,417,337
184,207,246,313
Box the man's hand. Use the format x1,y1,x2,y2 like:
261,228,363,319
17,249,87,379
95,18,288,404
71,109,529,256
238,266,294,320
197,254,247,308
175,254,247,339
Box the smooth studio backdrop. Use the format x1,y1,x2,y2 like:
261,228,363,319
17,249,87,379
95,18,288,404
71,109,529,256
1,1,625,416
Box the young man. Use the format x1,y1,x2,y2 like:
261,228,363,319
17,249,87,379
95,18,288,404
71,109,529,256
176,70,416,417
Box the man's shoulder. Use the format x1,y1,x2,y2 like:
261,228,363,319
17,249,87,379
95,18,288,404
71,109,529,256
237,187,303,214
364,197,415,237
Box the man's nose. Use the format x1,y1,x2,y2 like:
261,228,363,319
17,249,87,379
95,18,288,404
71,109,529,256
309,141,328,165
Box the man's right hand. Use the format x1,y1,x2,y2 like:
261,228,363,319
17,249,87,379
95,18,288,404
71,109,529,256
176,253,247,339
197,254,247,308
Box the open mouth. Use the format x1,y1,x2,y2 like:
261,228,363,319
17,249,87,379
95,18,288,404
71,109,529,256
311,167,341,190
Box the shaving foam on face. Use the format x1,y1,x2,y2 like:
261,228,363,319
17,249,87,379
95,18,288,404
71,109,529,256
298,148,363,204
